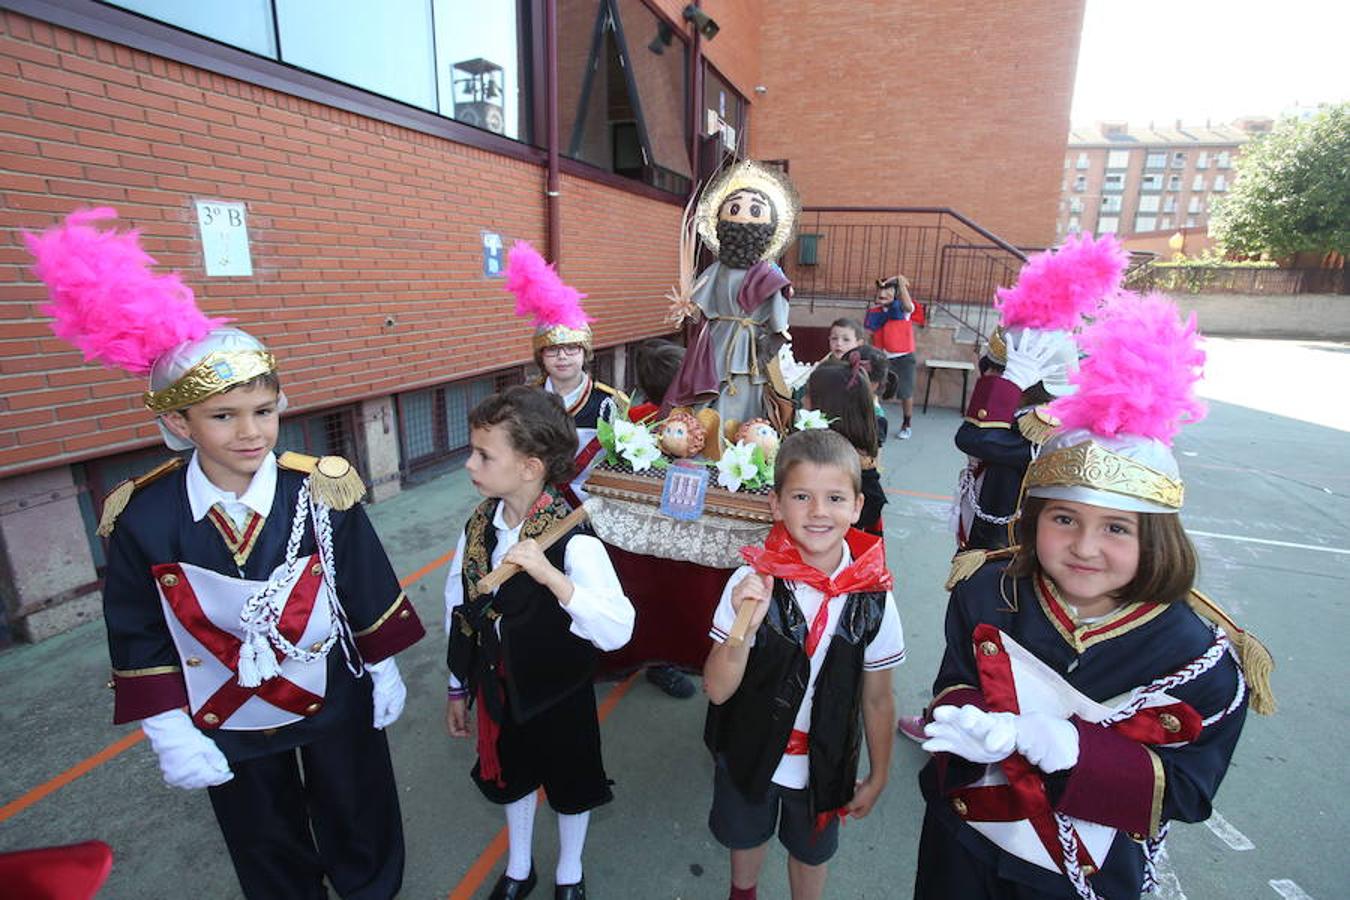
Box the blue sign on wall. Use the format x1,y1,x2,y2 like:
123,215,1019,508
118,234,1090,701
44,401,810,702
482,231,504,277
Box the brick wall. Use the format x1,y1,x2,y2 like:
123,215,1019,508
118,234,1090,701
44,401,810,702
750,0,1084,248
0,11,681,478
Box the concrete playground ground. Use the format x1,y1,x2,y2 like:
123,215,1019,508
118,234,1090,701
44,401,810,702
1,337,1347,899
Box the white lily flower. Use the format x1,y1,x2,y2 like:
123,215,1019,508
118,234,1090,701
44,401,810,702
716,441,760,492
794,408,831,431
611,418,642,444
614,420,661,472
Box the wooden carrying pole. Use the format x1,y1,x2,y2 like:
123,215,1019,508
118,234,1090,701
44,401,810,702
474,505,591,594
726,597,758,647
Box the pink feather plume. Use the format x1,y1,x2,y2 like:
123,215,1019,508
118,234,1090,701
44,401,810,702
1048,291,1207,445
25,207,226,375
504,241,590,330
995,233,1129,331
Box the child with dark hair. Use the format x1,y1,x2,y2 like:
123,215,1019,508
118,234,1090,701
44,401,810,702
805,359,885,537
629,338,686,423
704,428,905,900
445,385,635,900
826,317,865,361
913,294,1271,900
865,275,917,439
853,345,891,443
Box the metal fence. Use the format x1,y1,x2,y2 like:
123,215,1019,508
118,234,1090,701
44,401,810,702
1126,265,1346,295
782,207,1029,340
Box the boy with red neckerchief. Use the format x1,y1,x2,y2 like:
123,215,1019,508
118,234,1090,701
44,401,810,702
703,429,906,900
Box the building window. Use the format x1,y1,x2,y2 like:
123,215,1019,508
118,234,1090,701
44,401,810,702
1192,174,1205,191
1213,174,1227,192
1216,151,1231,169
1076,152,1090,169
1196,151,1209,169
1160,216,1173,230
1073,174,1087,192
103,0,535,142
1163,195,1177,213
1101,195,1122,213
704,64,747,154
397,370,517,470
1145,152,1166,169
1103,173,1125,192
1067,215,1081,233
1106,150,1130,170
1186,215,1198,228
1167,173,1182,190
1138,195,1160,213
1188,196,1202,214
1140,173,1163,191
1135,215,1157,232
1069,197,1084,213
561,0,693,194
1172,151,1186,168
1097,216,1120,235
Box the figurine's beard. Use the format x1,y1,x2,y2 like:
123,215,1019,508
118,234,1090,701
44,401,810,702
716,221,775,268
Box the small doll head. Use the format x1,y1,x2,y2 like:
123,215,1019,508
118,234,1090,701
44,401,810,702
736,417,780,461
658,410,706,458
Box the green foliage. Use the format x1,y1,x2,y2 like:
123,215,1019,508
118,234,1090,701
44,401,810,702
596,418,616,464
1210,103,1350,258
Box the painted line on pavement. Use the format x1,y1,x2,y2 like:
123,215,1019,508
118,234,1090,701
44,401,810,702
0,547,458,826
446,670,642,900
1269,879,1315,899
1150,844,1188,900
1204,810,1255,850
1189,530,1350,556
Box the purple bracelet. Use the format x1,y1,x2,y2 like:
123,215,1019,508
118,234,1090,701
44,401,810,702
447,686,469,700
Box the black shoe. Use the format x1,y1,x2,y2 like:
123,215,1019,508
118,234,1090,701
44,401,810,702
554,877,586,900
645,665,696,699
488,864,536,900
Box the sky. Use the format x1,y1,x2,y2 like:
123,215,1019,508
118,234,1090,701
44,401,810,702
1071,0,1350,127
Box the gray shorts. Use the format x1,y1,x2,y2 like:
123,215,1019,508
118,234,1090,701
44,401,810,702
889,354,916,399
708,760,840,865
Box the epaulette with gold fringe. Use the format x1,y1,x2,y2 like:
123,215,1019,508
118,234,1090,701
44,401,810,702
277,452,367,511
96,456,187,537
1186,589,1276,715
1015,407,1060,447
594,381,631,418
945,545,1018,591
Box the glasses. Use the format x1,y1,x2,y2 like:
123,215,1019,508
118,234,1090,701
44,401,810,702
541,345,585,358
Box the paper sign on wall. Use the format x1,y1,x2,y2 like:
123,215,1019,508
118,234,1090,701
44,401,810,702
483,231,504,277
195,200,253,277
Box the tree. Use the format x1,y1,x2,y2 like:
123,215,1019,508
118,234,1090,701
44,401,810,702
1210,103,1350,260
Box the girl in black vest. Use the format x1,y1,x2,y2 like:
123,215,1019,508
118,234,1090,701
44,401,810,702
445,386,635,900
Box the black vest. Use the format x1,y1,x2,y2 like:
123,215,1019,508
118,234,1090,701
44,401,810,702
704,578,887,814
447,522,598,724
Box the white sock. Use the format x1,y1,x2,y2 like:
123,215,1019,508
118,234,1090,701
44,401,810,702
504,793,537,880
555,810,590,885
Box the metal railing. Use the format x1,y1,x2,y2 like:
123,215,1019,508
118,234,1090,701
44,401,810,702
1126,265,1346,295
782,207,1028,341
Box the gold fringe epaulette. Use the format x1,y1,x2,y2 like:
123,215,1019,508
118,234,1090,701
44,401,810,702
96,457,186,537
1186,589,1276,715
945,545,1018,591
278,452,367,510
594,381,631,419
1016,407,1060,447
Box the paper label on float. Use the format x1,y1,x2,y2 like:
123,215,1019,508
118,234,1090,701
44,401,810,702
660,461,710,521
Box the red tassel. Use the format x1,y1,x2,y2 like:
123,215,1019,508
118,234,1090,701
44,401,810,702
475,684,505,787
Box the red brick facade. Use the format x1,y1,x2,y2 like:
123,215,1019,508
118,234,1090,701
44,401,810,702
751,0,1084,248
0,11,679,477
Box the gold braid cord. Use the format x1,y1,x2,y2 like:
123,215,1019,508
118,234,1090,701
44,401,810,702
277,452,367,510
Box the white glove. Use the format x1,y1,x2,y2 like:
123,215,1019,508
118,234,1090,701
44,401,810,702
368,657,407,730
1014,712,1080,772
140,709,233,790
1001,329,1059,390
921,704,1017,764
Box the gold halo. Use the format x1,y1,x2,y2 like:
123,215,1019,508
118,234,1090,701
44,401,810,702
695,160,801,263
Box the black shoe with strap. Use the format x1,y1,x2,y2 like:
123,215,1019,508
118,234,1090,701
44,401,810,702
645,664,696,699
488,864,536,900
555,877,586,900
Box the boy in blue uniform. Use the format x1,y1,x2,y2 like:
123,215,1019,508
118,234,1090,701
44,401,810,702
28,209,425,899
